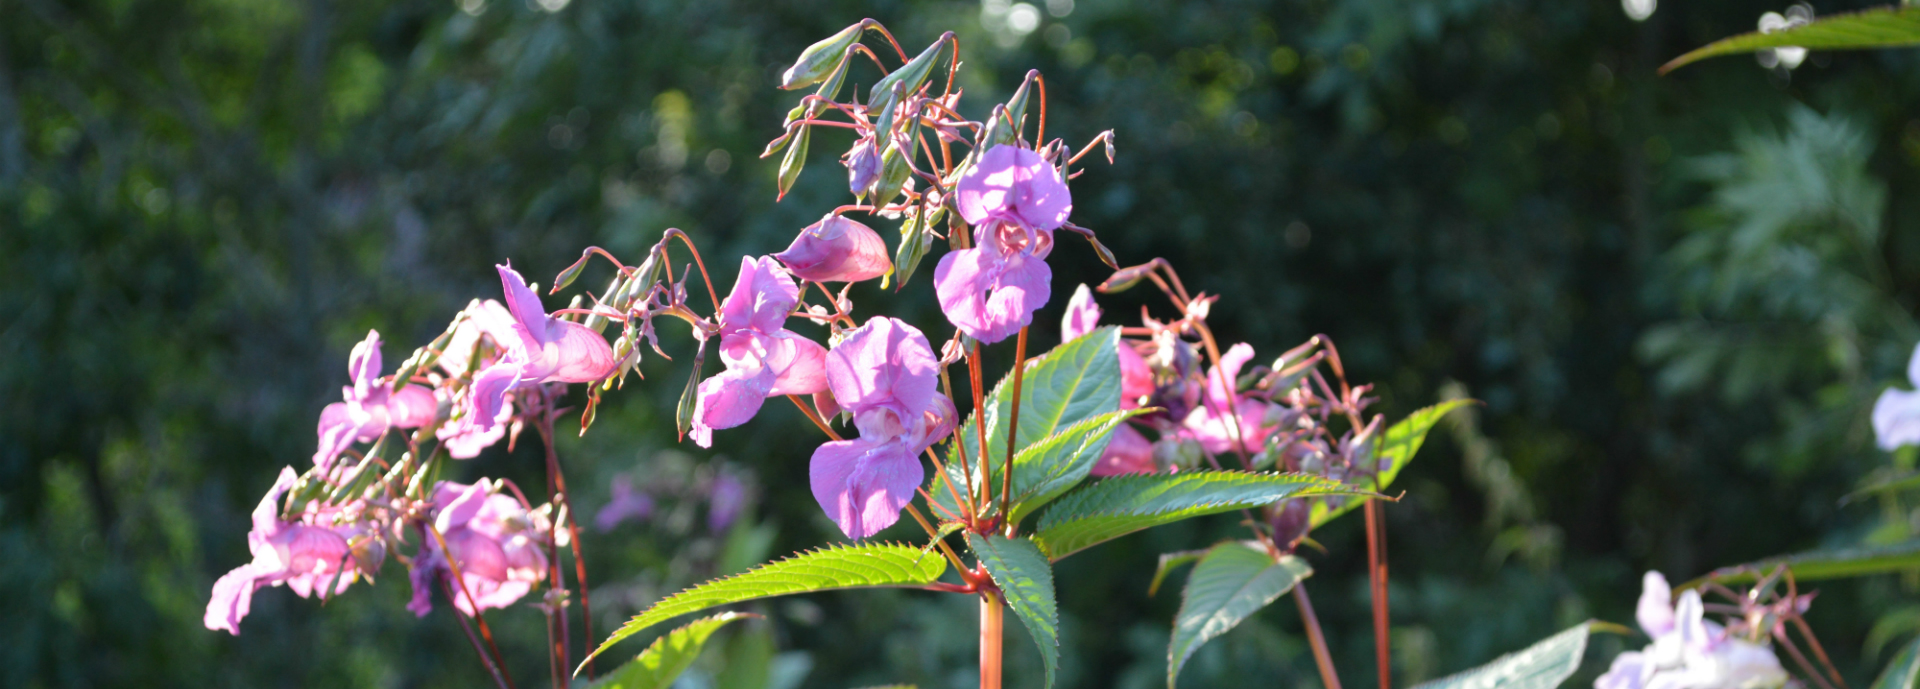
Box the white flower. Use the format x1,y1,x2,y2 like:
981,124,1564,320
1596,572,1788,689
1874,342,1920,450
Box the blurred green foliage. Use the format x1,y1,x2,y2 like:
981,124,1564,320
3,0,1919,687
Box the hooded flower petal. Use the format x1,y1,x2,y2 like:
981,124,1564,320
204,563,265,635
494,264,617,384
822,317,939,414
387,385,439,429
955,145,1072,231
934,246,1050,344
809,437,923,539
689,353,776,448
775,216,892,284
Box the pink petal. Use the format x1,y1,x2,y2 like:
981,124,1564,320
1206,343,1257,407
439,299,516,376
1636,571,1675,638
1008,149,1072,232
250,467,300,539
955,145,1072,231
433,481,492,535
1091,424,1157,476
1061,283,1101,342
438,400,510,459
808,437,922,539
823,317,939,414
347,330,384,397
976,250,1050,344
1119,344,1152,409
387,385,439,429
775,216,892,284
406,552,437,617
495,263,550,336
533,320,617,383
445,527,511,582
813,389,842,421
468,361,525,433
934,248,996,342
689,355,777,448
719,256,801,336
204,563,264,634
766,331,830,396
313,402,358,469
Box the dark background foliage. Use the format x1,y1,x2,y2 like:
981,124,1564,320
3,0,1918,686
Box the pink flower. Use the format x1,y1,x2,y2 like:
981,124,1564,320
468,264,618,433
845,136,881,196
934,145,1073,344
1181,343,1276,455
407,480,549,617
204,467,377,634
809,317,957,539
314,330,439,470
774,216,892,284
594,474,653,533
689,256,830,447
1090,424,1157,476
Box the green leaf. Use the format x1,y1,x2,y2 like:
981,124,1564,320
1409,622,1593,689
1872,634,1920,689
591,612,755,689
939,327,1122,516
581,543,947,672
968,534,1061,689
1310,399,1473,529
1682,539,1920,589
1661,5,1920,74
1168,542,1312,688
1147,549,1209,597
938,408,1151,526
1033,471,1355,561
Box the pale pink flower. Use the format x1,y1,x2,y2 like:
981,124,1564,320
774,216,892,283
1181,343,1276,455
468,264,618,433
689,256,830,447
934,145,1072,344
1090,424,1157,476
809,317,956,539
1060,284,1153,408
595,474,653,533
314,330,439,469
407,480,550,617
204,467,376,634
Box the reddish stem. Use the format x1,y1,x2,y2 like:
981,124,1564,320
1294,584,1344,689
1366,499,1392,689
1001,327,1029,529
981,590,1005,689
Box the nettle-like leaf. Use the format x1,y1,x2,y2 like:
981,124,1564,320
1409,622,1593,689
591,612,755,689
951,326,1121,485
968,533,1061,689
580,543,947,672
1169,542,1312,688
936,408,1150,526
1033,471,1354,561
1661,5,1920,74
1309,399,1473,529
1873,634,1920,689
1682,539,1920,589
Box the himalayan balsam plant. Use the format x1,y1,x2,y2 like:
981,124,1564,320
202,19,1920,689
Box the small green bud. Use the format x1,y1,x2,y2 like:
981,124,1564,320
551,249,592,293
675,341,707,441
777,125,810,200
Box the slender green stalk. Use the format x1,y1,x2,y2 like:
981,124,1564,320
1001,327,1028,530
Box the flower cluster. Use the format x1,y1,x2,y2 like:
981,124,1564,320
1596,572,1788,689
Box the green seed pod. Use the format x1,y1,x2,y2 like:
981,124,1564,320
778,125,810,200
552,249,592,293
866,32,953,128
779,19,872,91
675,340,707,441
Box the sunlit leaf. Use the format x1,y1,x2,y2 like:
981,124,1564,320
591,612,755,689
1148,549,1210,597
968,533,1060,689
581,543,947,672
940,327,1122,516
1661,5,1920,74
938,408,1150,526
1408,622,1593,689
1310,399,1474,529
1168,542,1312,688
1033,471,1355,561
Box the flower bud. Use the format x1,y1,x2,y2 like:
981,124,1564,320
888,203,941,290
779,19,872,90
775,216,891,283
844,137,880,198
1099,263,1156,293
870,136,913,207
676,340,706,441
865,32,953,125
551,249,592,293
